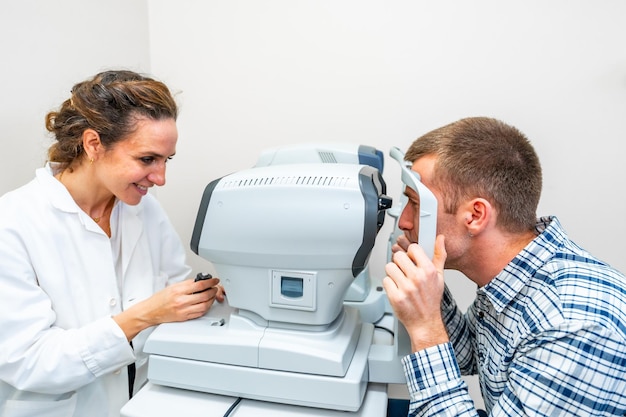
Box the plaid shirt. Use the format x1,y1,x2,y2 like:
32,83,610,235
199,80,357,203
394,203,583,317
402,216,626,416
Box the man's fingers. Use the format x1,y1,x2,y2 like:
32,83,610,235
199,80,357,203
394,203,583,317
432,235,447,275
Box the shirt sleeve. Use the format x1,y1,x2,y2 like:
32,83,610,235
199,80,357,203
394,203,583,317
402,323,626,416
441,285,477,374
0,267,135,394
402,343,477,416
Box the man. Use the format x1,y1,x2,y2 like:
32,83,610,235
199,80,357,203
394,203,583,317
383,117,626,416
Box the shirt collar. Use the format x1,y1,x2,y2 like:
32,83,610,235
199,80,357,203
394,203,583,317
478,216,567,314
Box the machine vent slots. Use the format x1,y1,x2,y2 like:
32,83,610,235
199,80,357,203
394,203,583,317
318,151,338,163
220,175,351,188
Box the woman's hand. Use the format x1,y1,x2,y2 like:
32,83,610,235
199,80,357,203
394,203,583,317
114,276,222,341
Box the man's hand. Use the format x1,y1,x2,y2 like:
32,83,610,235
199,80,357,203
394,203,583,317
383,234,449,352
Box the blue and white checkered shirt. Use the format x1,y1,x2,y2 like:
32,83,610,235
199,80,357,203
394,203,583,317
402,216,626,416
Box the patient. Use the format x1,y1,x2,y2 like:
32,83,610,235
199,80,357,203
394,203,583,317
384,117,626,416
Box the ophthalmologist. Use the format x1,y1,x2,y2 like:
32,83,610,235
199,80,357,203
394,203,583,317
0,70,224,417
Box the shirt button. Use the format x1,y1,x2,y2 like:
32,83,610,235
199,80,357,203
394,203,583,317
114,369,121,375
109,298,117,307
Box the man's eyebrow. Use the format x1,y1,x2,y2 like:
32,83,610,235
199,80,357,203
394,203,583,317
403,190,419,200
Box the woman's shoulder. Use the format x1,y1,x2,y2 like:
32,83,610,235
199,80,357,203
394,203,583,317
0,176,41,208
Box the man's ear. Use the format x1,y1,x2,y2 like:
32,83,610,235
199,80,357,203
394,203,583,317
82,129,102,162
462,198,492,237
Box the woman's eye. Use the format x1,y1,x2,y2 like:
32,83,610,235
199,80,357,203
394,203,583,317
139,156,173,165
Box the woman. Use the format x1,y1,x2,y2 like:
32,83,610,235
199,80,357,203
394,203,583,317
0,70,224,417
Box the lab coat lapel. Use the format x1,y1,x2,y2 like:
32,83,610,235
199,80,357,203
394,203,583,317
120,203,144,278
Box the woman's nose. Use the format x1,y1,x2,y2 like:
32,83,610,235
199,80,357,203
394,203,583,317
148,163,166,186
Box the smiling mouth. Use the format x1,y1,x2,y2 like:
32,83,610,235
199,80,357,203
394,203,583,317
135,183,149,192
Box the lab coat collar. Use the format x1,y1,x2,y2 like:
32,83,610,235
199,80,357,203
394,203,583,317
38,162,82,215
38,163,145,276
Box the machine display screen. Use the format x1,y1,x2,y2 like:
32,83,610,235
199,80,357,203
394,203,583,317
281,276,303,298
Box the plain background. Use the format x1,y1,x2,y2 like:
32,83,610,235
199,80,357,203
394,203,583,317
3,0,626,410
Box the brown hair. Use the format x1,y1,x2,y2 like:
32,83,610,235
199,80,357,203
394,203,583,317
46,70,178,168
405,117,542,233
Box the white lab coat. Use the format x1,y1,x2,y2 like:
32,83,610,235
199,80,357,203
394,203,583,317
0,164,191,417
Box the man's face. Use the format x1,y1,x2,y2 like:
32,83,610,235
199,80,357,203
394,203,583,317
397,185,421,244
397,154,438,244
399,154,470,269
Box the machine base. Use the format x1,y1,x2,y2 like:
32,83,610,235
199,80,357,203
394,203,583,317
147,321,373,411
121,382,388,417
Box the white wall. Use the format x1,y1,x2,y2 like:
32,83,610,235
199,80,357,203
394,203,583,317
147,1,626,407
2,0,626,410
0,0,152,194
146,0,626,281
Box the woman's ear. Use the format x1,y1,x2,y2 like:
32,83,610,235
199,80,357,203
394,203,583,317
81,129,102,162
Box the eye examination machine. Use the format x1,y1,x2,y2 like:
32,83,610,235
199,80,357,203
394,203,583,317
121,144,437,417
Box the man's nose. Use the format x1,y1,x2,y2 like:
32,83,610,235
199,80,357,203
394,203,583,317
397,205,414,231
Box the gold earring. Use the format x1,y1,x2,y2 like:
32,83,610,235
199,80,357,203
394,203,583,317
90,158,94,164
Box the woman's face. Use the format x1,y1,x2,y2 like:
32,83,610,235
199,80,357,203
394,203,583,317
98,117,178,205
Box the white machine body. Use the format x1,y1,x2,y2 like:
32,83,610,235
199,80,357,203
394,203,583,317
254,143,387,312
255,143,384,172
141,145,437,414
145,162,391,412
190,162,389,326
